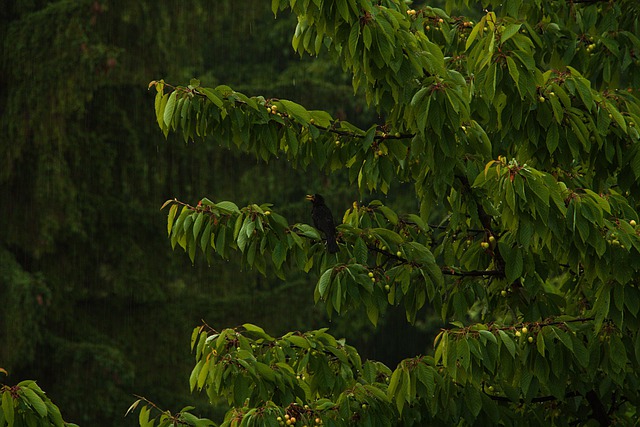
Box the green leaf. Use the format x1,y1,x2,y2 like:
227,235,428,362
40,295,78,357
501,244,523,283
167,203,178,236
337,0,350,22
193,212,205,240
500,24,521,44
317,268,333,298
197,359,210,389
348,24,359,56
536,332,546,356
479,330,497,344
466,386,482,417
216,201,240,214
378,205,398,225
362,25,372,49
139,405,151,427
201,88,224,109
279,99,311,124
156,92,169,130
506,56,520,88
365,299,379,326
286,335,309,348
593,284,611,333
416,363,435,397
551,327,573,352
372,228,403,245
498,330,516,358
200,219,212,253
163,91,177,127
465,21,483,50
606,101,627,132
272,242,286,269
570,333,589,368
2,391,14,427
20,387,47,418
296,223,321,239
354,237,368,264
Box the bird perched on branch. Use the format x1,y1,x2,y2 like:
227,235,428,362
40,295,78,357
306,194,339,254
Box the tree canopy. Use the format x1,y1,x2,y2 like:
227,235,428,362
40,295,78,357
137,0,640,426
4,0,640,425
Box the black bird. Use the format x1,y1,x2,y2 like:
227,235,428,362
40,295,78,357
306,194,339,253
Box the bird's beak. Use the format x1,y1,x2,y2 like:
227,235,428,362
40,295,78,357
305,194,315,201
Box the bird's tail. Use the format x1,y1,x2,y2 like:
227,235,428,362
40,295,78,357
326,237,339,254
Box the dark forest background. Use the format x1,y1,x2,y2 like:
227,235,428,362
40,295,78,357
0,1,440,425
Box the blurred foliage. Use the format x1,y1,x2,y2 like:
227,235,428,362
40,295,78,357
0,1,430,426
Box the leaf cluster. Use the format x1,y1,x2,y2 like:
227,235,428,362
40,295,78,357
0,380,77,427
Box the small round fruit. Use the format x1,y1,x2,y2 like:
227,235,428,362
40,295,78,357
488,235,496,244
396,251,402,257
385,284,390,291
488,385,494,392
265,210,271,215
631,220,637,226
362,404,368,409
539,96,546,103
515,331,522,337
528,336,534,343
501,290,508,297
550,92,556,97
481,241,490,249
368,272,374,278
521,327,528,334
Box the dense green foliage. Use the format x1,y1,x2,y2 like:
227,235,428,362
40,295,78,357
0,379,77,427
140,0,640,426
